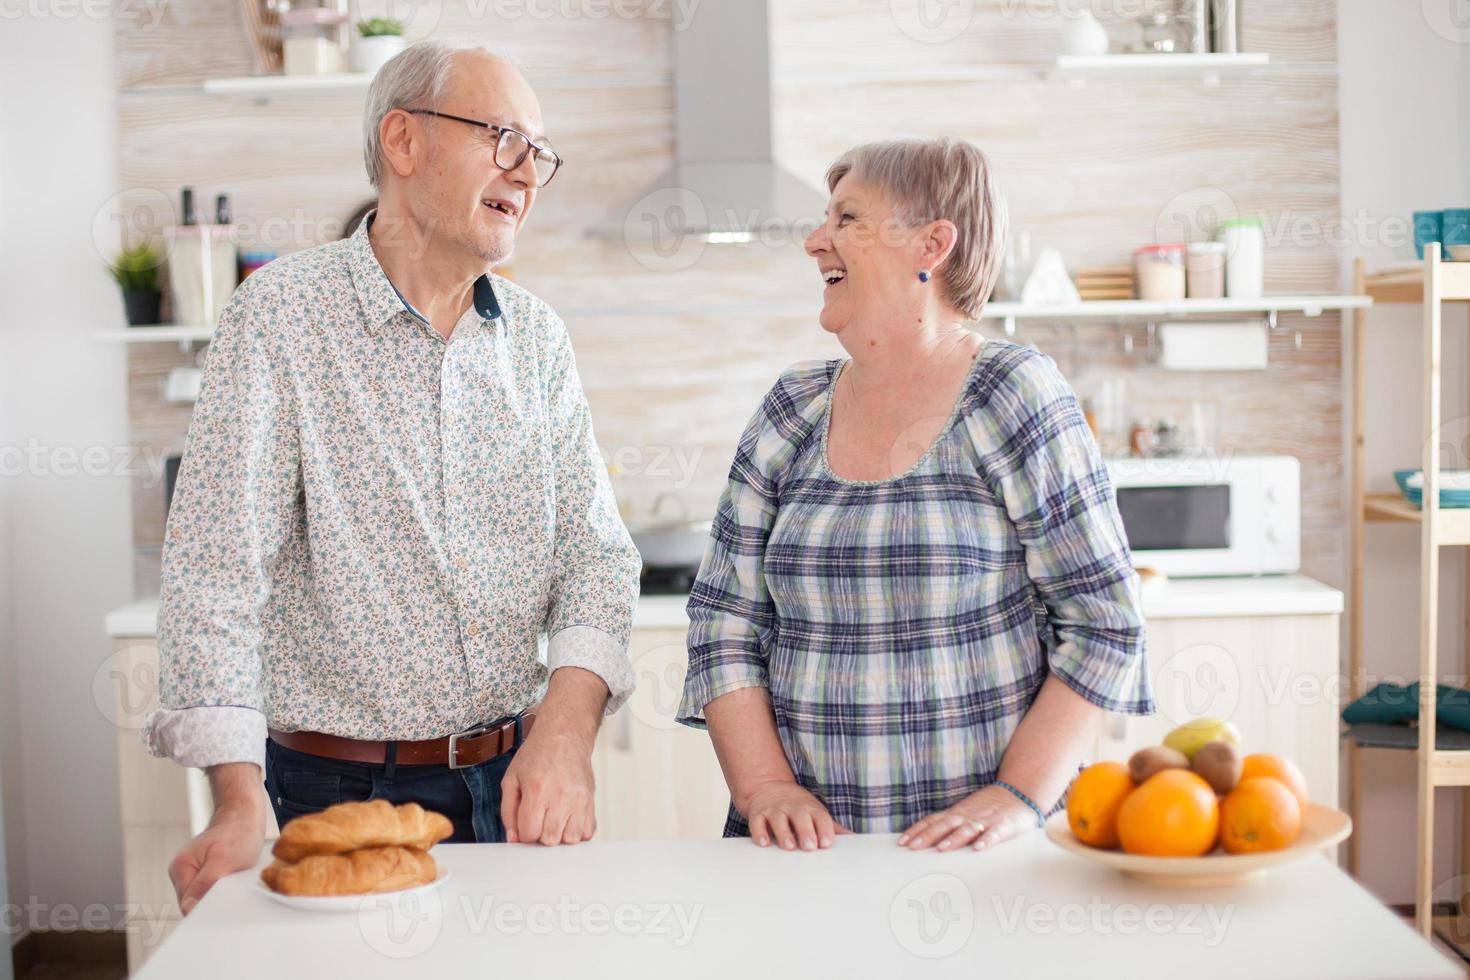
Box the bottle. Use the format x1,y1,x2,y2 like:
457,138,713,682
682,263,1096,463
215,193,232,225
180,186,197,226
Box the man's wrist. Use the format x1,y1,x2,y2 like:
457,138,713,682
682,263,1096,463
207,762,267,828
533,666,608,750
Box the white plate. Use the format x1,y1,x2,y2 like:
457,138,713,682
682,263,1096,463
1044,804,1352,887
256,866,451,912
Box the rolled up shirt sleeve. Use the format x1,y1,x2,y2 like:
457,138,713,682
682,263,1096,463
980,350,1154,716
143,278,300,771
542,312,641,715
677,376,800,729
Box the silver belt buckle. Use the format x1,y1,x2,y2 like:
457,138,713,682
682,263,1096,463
446,720,495,770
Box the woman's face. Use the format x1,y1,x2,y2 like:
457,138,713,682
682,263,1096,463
805,174,927,336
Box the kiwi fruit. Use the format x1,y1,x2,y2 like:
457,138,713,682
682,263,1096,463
1128,745,1191,784
1192,740,1243,795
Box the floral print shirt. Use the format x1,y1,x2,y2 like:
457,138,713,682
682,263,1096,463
143,210,641,772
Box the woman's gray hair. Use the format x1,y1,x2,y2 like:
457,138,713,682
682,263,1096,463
825,138,1008,320
362,38,507,188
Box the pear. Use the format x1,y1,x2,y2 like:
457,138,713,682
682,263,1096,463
1163,717,1242,762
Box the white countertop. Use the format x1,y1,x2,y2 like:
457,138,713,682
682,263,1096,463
104,574,1342,638
135,833,1455,980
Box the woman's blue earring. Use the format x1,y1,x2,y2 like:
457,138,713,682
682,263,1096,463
918,270,931,283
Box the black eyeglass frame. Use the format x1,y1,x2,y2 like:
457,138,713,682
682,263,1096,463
406,108,564,187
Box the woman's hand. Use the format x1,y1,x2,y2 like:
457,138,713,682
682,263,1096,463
897,784,1041,852
743,781,851,851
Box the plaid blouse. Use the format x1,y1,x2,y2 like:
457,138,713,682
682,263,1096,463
677,340,1154,836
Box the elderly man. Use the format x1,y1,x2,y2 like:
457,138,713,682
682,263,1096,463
146,40,641,912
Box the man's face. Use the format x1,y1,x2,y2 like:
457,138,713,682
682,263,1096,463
406,53,548,267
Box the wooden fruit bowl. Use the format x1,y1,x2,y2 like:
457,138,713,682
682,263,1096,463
1044,804,1352,887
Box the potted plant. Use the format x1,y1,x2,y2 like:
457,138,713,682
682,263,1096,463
352,18,405,76
109,243,164,326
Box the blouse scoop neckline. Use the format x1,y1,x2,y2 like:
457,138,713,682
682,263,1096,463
818,340,994,488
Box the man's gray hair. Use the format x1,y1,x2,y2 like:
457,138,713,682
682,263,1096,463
362,38,506,188
825,138,1008,320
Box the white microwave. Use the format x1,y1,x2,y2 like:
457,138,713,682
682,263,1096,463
1103,454,1300,578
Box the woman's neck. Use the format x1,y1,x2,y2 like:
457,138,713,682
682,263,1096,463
839,305,981,392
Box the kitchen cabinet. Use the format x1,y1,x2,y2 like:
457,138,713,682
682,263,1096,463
589,626,731,841
104,631,198,973
105,576,1342,970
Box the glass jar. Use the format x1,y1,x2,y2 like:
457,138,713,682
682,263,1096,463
280,8,348,76
1133,13,1187,54
1134,243,1187,301
1186,241,1227,299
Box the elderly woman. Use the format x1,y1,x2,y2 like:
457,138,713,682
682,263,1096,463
676,138,1153,854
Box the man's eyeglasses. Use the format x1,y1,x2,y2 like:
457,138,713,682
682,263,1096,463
406,109,563,188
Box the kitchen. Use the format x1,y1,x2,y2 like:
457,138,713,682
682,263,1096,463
3,0,1470,977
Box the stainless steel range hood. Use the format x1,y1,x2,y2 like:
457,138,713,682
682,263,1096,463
586,0,827,244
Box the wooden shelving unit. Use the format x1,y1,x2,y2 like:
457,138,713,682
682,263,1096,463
1348,242,1470,940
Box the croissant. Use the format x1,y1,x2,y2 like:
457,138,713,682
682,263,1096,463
272,800,454,862
261,845,438,896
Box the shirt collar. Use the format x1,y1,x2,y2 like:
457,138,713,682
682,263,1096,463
347,208,503,336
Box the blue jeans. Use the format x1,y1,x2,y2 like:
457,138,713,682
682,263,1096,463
264,736,519,843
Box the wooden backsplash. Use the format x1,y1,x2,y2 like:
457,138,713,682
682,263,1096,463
115,0,1344,595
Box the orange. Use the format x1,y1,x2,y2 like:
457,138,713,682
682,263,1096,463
1116,769,1220,857
1240,753,1310,811
1067,761,1135,849
1219,777,1302,854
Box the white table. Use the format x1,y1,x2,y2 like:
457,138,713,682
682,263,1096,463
135,833,1458,979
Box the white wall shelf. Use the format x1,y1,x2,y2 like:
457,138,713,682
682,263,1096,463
121,69,671,101
983,294,1367,320
94,325,215,347
93,296,1369,345
1052,52,1270,71
201,72,371,96
1049,52,1270,87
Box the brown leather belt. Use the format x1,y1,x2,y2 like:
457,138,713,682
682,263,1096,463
268,710,536,769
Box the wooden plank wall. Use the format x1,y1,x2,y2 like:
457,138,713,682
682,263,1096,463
114,0,1343,594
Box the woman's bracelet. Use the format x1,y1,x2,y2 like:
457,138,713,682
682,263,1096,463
994,779,1046,828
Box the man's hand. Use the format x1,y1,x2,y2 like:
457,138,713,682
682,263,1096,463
499,667,607,845
168,762,267,914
